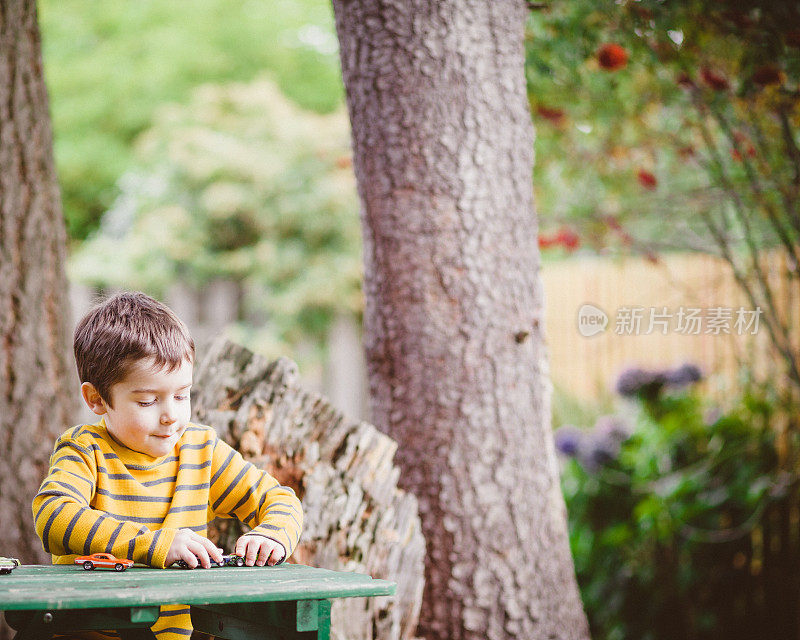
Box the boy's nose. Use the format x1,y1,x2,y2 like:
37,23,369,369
160,409,176,425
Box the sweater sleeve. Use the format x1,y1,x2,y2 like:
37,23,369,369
209,438,303,559
32,435,176,568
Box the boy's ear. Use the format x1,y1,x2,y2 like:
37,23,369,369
81,382,108,415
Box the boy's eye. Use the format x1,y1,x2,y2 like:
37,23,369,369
137,400,156,407
175,395,189,401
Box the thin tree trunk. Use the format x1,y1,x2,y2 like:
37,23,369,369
0,0,76,577
331,1,590,639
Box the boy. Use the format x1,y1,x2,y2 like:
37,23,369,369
32,291,303,640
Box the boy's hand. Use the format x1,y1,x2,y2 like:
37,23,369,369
234,534,285,566
165,528,224,568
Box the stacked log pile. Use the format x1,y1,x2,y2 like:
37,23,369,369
192,338,425,640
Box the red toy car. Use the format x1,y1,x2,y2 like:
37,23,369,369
74,553,134,572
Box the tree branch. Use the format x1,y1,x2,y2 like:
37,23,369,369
745,110,800,239
693,100,800,390
710,106,800,271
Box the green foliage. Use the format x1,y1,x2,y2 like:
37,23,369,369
526,3,686,252
526,1,800,250
70,77,360,362
38,0,344,240
558,373,786,640
526,1,800,389
551,383,614,432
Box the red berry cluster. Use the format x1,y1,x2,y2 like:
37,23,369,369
539,227,580,251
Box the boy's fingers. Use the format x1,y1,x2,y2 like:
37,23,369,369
205,540,223,563
256,544,272,567
180,549,198,569
236,535,287,566
244,538,259,566
189,532,223,564
234,537,250,558
267,546,283,566
188,540,212,568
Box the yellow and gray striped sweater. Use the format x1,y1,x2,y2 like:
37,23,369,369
32,417,303,640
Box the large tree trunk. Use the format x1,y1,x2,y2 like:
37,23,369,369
0,0,76,571
331,1,590,639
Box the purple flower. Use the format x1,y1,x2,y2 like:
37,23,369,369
615,367,666,398
554,425,583,457
594,415,631,443
665,363,703,387
576,417,630,471
577,436,613,471
587,440,617,467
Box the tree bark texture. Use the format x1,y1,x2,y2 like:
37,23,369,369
193,338,426,640
0,0,76,580
331,1,590,639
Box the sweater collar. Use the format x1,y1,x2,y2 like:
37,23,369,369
97,416,173,468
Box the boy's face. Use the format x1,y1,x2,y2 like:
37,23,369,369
87,357,193,458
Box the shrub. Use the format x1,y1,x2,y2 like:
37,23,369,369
557,365,783,640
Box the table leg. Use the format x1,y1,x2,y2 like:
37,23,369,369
315,600,331,640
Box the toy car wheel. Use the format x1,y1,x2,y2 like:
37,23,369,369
234,557,244,567
0,569,10,575
83,561,94,571
114,563,125,572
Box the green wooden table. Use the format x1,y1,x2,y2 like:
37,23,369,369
1,564,395,640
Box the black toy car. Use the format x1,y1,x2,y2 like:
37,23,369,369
175,554,246,569
0,557,21,575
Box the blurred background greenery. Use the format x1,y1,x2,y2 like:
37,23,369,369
38,1,800,637
69,78,361,363
40,0,344,242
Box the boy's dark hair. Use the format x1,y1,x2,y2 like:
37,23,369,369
74,291,195,405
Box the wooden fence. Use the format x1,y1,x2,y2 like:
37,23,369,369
541,251,796,402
